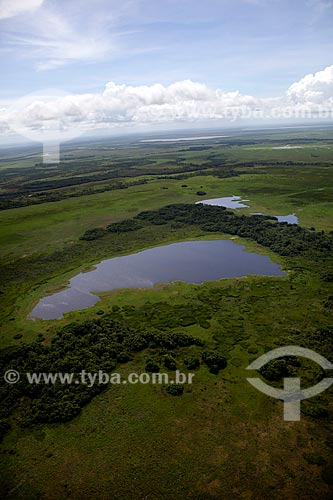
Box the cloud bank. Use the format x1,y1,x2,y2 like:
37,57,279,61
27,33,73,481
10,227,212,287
1,65,333,140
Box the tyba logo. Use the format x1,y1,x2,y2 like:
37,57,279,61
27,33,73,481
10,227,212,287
246,346,333,421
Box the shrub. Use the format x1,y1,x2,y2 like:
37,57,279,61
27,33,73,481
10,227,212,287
163,354,177,370
166,384,184,396
321,271,333,282
201,350,227,373
199,320,210,329
209,365,220,375
106,219,142,233
145,358,160,373
79,227,107,241
184,356,200,370
302,402,329,419
259,359,290,381
117,351,131,363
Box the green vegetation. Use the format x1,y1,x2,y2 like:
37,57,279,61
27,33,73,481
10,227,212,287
201,350,227,374
0,128,333,499
80,218,143,240
166,384,184,396
135,203,333,259
0,317,204,436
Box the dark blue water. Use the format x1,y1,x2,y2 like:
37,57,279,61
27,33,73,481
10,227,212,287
30,240,285,320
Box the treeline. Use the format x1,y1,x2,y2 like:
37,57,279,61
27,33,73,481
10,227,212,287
80,202,333,260
34,157,153,169
0,162,217,210
13,169,128,192
229,160,332,168
0,179,148,211
80,219,143,241
135,204,333,259
5,161,204,193
156,168,239,181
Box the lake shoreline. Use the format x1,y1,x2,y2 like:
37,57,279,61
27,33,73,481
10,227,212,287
30,239,285,320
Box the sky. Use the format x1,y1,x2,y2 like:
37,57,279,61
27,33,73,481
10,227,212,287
0,0,332,142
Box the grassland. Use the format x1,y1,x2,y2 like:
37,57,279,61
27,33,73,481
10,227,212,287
0,127,333,500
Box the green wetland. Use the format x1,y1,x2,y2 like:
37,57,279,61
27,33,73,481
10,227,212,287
0,127,333,499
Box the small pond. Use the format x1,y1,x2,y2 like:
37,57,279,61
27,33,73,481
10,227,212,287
196,196,249,209
196,196,299,224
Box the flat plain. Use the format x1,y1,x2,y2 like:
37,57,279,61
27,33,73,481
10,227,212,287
0,127,333,499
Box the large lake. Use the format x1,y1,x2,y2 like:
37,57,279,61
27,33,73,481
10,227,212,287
30,240,285,320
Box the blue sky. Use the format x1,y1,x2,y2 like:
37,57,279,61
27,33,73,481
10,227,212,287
0,0,332,99
0,0,332,142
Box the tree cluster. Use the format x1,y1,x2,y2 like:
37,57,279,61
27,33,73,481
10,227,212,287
0,316,204,439
136,204,333,259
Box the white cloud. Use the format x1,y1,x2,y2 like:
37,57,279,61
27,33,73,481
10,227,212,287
1,66,333,140
0,0,44,19
287,65,333,104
